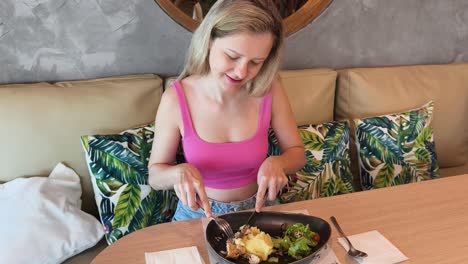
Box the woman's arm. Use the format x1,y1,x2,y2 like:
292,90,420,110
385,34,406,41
147,87,184,190
147,86,211,216
255,77,306,210
269,77,306,172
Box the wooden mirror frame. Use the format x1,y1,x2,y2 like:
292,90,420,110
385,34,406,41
154,0,333,36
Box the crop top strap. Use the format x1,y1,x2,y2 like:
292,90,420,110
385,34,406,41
172,80,195,137
259,91,273,131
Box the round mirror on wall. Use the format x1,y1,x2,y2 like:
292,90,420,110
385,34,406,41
154,0,333,36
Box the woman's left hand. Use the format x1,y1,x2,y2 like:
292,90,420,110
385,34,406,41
255,156,288,212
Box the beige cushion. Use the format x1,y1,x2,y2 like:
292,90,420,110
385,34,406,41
335,63,468,172
0,74,163,215
439,162,468,177
279,69,337,125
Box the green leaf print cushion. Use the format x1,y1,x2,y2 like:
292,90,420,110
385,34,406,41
269,121,355,203
354,101,439,190
81,123,181,245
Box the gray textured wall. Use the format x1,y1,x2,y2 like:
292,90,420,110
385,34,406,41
1,0,467,84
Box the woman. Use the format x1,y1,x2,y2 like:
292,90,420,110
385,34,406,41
148,0,306,221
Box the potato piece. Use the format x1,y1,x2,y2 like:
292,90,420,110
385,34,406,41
243,232,273,261
228,226,274,261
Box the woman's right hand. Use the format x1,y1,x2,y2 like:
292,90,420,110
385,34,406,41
173,163,212,218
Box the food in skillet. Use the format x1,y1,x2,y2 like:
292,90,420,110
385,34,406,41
226,225,273,263
225,223,320,263
272,223,321,260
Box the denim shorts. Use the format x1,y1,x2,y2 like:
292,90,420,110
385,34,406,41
172,195,278,221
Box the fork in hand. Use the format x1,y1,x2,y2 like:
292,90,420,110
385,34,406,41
211,216,235,240
330,216,368,258
199,199,235,240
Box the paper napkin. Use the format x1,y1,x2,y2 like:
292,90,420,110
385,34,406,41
310,243,342,264
337,230,408,264
145,246,204,264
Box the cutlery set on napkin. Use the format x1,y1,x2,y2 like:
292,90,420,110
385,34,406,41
337,230,408,264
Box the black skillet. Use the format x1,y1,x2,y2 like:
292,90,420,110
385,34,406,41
205,211,331,264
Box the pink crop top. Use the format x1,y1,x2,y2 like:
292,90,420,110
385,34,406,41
172,81,272,189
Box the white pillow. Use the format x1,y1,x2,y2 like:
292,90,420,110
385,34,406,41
0,163,104,264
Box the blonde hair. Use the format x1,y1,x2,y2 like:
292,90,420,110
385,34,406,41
178,0,284,96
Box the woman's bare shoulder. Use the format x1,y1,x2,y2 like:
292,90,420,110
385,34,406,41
161,82,178,108
160,75,200,112
269,76,286,97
